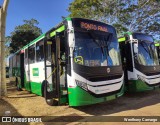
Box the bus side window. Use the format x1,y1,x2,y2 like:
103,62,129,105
25,49,28,64
36,40,44,62
9,58,13,77
28,44,35,64
16,54,20,67
12,55,17,76
46,43,51,60
16,54,20,76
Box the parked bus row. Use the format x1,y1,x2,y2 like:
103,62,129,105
119,32,160,92
9,18,160,106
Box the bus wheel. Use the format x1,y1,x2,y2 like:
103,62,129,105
16,78,21,91
43,81,58,106
45,98,58,106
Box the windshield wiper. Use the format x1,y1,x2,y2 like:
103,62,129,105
149,42,158,60
87,30,113,56
87,30,105,55
139,40,152,58
103,34,113,56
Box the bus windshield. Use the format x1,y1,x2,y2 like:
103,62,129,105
73,30,121,66
137,40,159,66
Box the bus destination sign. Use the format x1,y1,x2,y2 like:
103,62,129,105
80,22,108,32
72,18,116,35
72,18,111,33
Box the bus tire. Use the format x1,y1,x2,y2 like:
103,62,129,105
45,97,58,106
16,77,22,91
43,81,58,106
15,77,18,86
41,81,45,97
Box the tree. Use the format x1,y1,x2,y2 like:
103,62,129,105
10,19,42,53
68,0,160,38
5,36,11,57
0,0,10,98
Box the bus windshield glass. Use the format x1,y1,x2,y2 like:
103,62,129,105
133,33,159,66
73,30,121,66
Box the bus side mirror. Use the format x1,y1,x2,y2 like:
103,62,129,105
133,43,138,53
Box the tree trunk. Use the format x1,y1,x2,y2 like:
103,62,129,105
0,0,10,98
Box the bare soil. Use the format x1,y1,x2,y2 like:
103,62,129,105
0,80,160,125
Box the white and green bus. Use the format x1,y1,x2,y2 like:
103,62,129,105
9,18,124,106
118,32,160,92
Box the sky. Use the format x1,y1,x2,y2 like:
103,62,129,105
0,0,73,36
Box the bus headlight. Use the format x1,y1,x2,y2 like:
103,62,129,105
75,80,88,91
137,75,145,82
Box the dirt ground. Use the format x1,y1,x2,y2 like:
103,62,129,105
0,80,160,125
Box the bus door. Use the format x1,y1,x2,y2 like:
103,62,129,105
55,34,68,105
44,33,67,105
157,45,160,63
44,38,56,99
20,51,24,88
24,48,31,91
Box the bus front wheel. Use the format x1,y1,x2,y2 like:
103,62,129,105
45,98,58,106
43,81,58,106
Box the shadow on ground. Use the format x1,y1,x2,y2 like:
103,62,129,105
73,90,160,116
0,99,29,125
6,81,36,98
0,80,29,125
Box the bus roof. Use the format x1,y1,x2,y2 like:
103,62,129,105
22,34,45,49
9,18,70,57
10,33,45,58
119,32,152,37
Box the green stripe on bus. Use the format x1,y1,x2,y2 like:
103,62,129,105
22,34,45,50
155,43,160,47
50,25,65,37
68,85,124,106
123,32,132,35
128,80,157,92
65,17,71,21
118,37,126,42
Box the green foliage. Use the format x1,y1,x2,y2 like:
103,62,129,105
68,0,160,39
10,19,42,53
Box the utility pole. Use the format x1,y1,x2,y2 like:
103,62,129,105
0,0,9,98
